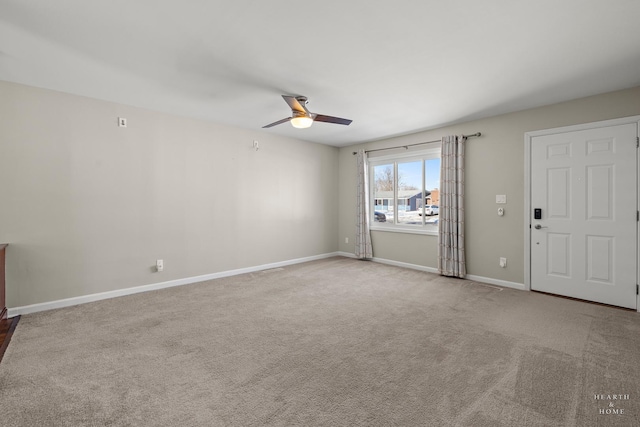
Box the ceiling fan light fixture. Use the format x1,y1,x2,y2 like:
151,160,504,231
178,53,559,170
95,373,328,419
262,95,351,129
290,116,313,129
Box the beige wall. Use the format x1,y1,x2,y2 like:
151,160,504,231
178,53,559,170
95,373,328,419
338,86,640,285
0,81,339,307
2,80,639,309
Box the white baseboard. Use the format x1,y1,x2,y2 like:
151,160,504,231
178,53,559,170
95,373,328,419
465,274,526,291
8,252,525,317
372,257,439,274
370,256,525,291
8,252,343,317
336,251,357,259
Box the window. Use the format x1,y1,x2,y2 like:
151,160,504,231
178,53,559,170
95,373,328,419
369,146,440,234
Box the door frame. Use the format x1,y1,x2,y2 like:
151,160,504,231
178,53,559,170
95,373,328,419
524,115,640,312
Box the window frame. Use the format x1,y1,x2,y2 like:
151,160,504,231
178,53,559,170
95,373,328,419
368,145,441,236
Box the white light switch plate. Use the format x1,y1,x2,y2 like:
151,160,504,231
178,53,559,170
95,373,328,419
496,195,507,204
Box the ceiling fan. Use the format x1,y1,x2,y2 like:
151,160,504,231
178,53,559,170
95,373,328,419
263,95,352,129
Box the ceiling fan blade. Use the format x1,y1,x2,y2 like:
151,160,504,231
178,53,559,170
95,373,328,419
313,114,352,126
282,95,310,114
262,117,292,128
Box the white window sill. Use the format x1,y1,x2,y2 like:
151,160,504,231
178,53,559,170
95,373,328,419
370,225,438,236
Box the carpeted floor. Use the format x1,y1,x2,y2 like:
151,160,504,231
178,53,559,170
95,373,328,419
0,257,639,426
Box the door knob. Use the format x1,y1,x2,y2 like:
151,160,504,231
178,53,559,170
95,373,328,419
534,224,547,229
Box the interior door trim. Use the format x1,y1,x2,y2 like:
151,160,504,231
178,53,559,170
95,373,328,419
524,115,640,312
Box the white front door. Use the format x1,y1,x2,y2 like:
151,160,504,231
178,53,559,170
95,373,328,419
530,122,638,309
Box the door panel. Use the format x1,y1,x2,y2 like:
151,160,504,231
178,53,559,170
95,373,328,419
548,168,571,218
547,233,571,277
531,123,637,309
586,235,612,283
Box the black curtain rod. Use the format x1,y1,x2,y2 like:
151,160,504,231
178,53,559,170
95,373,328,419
352,132,481,155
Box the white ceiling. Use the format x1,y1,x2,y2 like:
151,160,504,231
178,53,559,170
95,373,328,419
1,1,640,147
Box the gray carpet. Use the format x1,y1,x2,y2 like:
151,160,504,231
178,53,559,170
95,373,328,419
0,257,639,426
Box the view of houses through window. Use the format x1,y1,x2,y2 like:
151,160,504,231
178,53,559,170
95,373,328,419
369,148,440,233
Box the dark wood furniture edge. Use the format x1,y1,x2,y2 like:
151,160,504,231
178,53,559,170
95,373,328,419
0,315,20,364
0,244,6,320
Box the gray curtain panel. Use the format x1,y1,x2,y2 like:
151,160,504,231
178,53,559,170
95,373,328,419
355,150,373,259
438,135,466,277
